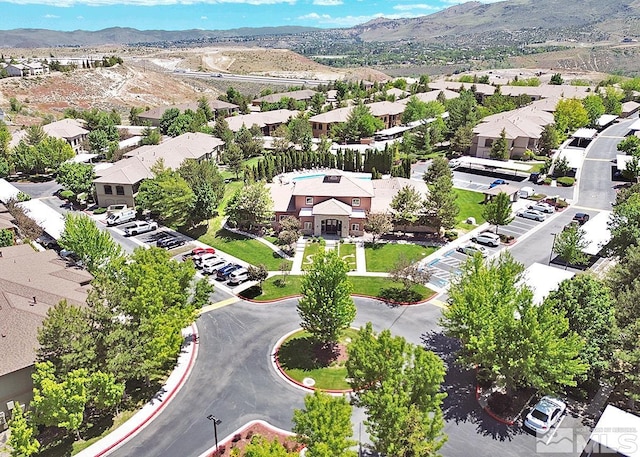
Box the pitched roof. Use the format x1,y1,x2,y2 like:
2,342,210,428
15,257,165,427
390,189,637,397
222,109,299,132
93,156,153,185
124,132,223,169
42,118,89,140
253,89,317,104
312,198,352,216
473,105,554,139
371,177,428,213
309,101,406,124
292,172,374,198
0,245,92,376
397,89,460,105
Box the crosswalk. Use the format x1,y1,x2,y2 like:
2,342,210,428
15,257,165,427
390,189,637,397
426,255,462,288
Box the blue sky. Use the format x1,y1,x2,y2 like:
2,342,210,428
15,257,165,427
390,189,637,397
0,0,500,32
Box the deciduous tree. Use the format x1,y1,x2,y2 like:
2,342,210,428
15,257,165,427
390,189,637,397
364,212,393,244
8,402,40,457
225,182,274,230
247,264,269,290
56,161,95,195
292,391,355,457
390,185,423,226
553,224,589,269
482,191,513,234
297,250,356,345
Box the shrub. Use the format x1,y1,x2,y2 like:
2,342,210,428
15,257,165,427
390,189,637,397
557,176,575,187
555,199,569,208
444,230,458,241
60,189,75,200
16,191,31,202
93,207,107,215
544,177,553,185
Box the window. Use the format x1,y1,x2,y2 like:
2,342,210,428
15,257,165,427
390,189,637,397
279,215,288,222
351,224,360,231
305,197,313,205
484,139,494,148
352,198,361,207
104,185,113,195
304,222,312,230
116,186,125,196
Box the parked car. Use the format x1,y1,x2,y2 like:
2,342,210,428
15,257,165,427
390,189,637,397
529,172,547,184
517,209,546,222
216,263,243,281
527,202,555,214
573,212,590,225
106,204,128,216
524,396,566,435
106,209,136,226
489,179,508,189
456,244,488,258
448,158,462,169
518,186,535,199
157,236,185,249
183,247,216,262
228,267,249,285
471,232,500,247
196,253,219,268
202,258,227,275
123,220,158,236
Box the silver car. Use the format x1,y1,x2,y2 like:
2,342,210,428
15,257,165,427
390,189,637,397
524,396,566,435
527,202,555,213
517,209,546,222
123,220,158,236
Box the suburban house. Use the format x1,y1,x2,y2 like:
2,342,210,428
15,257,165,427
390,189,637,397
429,81,496,99
138,101,239,127
309,101,406,139
4,64,29,77
621,100,640,118
268,171,429,237
93,132,224,208
3,61,49,77
252,89,317,107
397,89,460,105
219,109,299,135
470,106,554,158
0,244,92,419
42,119,89,153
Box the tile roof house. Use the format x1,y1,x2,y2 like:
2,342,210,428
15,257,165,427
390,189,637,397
309,101,406,139
218,109,299,135
471,106,554,159
0,244,92,417
93,132,224,208
252,89,317,106
397,89,460,105
42,119,89,153
268,172,429,237
138,101,239,127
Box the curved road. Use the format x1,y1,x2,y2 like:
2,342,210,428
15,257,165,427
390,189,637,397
110,297,444,457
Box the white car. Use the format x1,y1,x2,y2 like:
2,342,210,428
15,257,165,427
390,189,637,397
123,220,158,236
527,202,555,214
471,232,500,247
456,244,488,258
524,396,566,435
202,258,227,275
517,209,546,222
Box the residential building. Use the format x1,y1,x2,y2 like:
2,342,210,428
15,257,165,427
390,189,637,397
0,244,92,418
219,109,299,135
471,106,554,159
138,101,239,127
309,101,406,138
4,64,28,77
397,89,460,105
93,132,224,208
252,89,317,107
42,119,89,153
268,171,429,237
621,100,640,118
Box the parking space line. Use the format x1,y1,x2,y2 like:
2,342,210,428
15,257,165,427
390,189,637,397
545,414,567,445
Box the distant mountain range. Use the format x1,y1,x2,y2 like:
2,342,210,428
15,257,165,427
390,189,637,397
0,0,639,48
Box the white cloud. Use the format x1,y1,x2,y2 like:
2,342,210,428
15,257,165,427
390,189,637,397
4,0,295,6
312,0,341,5
393,3,438,12
299,12,399,27
201,15,207,19
44,13,59,17
76,15,84,18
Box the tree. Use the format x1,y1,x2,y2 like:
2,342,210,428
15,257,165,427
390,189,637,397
553,224,589,269
0,228,13,247
544,274,616,383
364,212,393,244
538,123,561,155
178,159,226,225
247,264,269,290
617,136,640,156
549,73,564,85
292,391,355,457
489,128,510,160
422,156,451,185
159,108,180,135
336,103,384,143
223,142,244,180
297,249,356,345
554,98,589,134
140,124,161,145
425,174,458,232
390,185,423,226
243,436,295,457
402,96,429,124
346,323,447,457
446,89,478,133
449,124,473,154
225,182,274,230
389,255,432,291
277,216,302,252
59,213,123,273
0,120,11,159
235,125,263,158
582,94,606,127
213,116,234,146
56,161,95,195
482,191,513,234
198,96,214,121
128,106,145,126
8,402,40,457
441,253,587,394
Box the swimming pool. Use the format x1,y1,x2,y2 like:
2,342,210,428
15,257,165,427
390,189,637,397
292,173,371,182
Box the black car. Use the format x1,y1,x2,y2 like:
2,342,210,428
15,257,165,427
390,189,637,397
573,212,590,225
529,172,547,184
157,236,185,249
216,263,243,281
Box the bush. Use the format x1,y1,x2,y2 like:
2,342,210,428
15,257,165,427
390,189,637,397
93,207,107,215
444,230,458,241
60,189,75,200
544,177,553,185
557,176,575,187
499,234,514,243
531,194,546,201
16,191,31,202
555,199,568,208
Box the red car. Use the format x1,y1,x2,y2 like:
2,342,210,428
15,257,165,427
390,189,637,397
182,247,215,261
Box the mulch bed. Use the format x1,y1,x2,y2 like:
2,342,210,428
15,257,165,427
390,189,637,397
207,422,301,456
485,388,536,424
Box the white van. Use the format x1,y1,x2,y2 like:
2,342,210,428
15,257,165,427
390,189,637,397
228,268,249,285
518,186,535,199
106,209,136,226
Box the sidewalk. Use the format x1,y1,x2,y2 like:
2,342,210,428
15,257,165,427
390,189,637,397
75,324,199,457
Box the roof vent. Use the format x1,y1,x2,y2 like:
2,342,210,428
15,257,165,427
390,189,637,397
323,175,341,183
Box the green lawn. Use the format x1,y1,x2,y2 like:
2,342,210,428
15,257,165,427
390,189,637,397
277,329,360,391
364,243,436,273
220,156,264,180
302,241,325,270
454,188,486,228
200,228,291,270
242,274,435,303
337,243,357,271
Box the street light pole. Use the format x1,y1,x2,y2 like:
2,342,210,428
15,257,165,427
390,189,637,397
548,232,557,265
207,415,222,454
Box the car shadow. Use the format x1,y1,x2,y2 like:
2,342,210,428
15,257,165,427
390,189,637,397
421,330,526,441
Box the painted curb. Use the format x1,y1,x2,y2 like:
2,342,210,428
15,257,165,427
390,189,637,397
474,375,516,426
